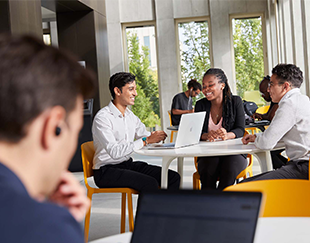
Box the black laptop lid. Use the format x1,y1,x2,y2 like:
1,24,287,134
131,190,262,243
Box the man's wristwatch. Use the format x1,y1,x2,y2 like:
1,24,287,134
142,137,148,146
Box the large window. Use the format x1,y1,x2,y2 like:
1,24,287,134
177,19,211,102
232,16,266,105
124,25,160,129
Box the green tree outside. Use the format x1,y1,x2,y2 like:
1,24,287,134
126,31,160,128
233,17,265,99
178,21,211,104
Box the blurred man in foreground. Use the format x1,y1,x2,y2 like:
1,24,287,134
0,34,96,243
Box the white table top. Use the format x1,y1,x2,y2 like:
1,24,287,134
135,138,284,158
134,138,285,188
89,217,310,243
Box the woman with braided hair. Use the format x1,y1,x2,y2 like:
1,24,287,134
195,68,247,190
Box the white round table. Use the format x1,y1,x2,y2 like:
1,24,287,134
89,217,310,243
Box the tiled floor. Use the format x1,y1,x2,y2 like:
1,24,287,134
74,153,263,242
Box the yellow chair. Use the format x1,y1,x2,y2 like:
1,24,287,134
225,158,310,217
245,127,260,134
168,110,178,143
193,132,254,190
243,90,265,107
224,178,310,217
192,155,253,190
256,105,270,114
81,141,138,242
245,105,271,134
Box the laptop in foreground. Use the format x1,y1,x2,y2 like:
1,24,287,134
131,190,262,243
146,111,206,149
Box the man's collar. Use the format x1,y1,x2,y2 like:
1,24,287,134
108,101,130,118
279,88,300,105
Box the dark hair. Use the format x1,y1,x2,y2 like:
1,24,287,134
0,34,97,143
263,75,270,81
203,68,233,131
187,79,202,91
272,64,303,88
109,72,136,99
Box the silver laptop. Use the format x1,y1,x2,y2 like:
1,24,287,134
146,111,206,149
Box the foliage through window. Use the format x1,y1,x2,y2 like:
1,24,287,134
126,27,160,128
178,20,211,103
233,17,265,99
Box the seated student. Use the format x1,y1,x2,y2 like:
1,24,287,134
252,75,278,121
92,72,180,192
253,76,286,169
0,34,94,242
171,79,202,125
195,68,247,190
242,64,310,181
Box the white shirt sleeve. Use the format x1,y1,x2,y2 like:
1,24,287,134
134,115,151,141
255,98,295,150
92,112,150,161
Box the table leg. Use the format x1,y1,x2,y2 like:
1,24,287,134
161,157,176,189
177,157,184,189
253,151,273,172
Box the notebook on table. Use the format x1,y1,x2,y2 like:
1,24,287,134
146,111,206,149
131,190,262,243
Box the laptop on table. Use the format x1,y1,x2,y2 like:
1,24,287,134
131,190,262,243
146,111,206,149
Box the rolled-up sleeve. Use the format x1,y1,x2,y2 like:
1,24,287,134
255,99,295,150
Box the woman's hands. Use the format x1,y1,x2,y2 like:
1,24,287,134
203,128,230,142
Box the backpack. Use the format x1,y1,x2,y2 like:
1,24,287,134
243,100,258,116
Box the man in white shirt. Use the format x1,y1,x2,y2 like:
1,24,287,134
92,72,180,191
242,64,310,181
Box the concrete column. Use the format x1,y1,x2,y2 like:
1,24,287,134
106,0,125,75
266,0,279,71
154,0,180,133
301,0,310,96
0,0,42,37
209,0,235,94
94,11,111,107
290,0,306,93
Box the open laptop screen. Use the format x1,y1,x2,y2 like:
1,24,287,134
131,190,262,243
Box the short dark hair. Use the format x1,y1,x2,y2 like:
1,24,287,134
272,64,303,88
0,34,97,143
109,72,135,99
187,79,202,91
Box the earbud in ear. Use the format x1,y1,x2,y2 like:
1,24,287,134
55,127,61,136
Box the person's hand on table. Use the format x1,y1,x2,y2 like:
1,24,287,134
188,109,194,113
216,128,228,140
49,171,90,222
242,134,256,145
252,113,263,120
205,130,219,142
147,131,167,144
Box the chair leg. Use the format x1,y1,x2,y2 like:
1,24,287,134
170,131,174,143
193,173,201,190
127,192,135,232
120,193,126,233
193,176,199,190
84,190,93,243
